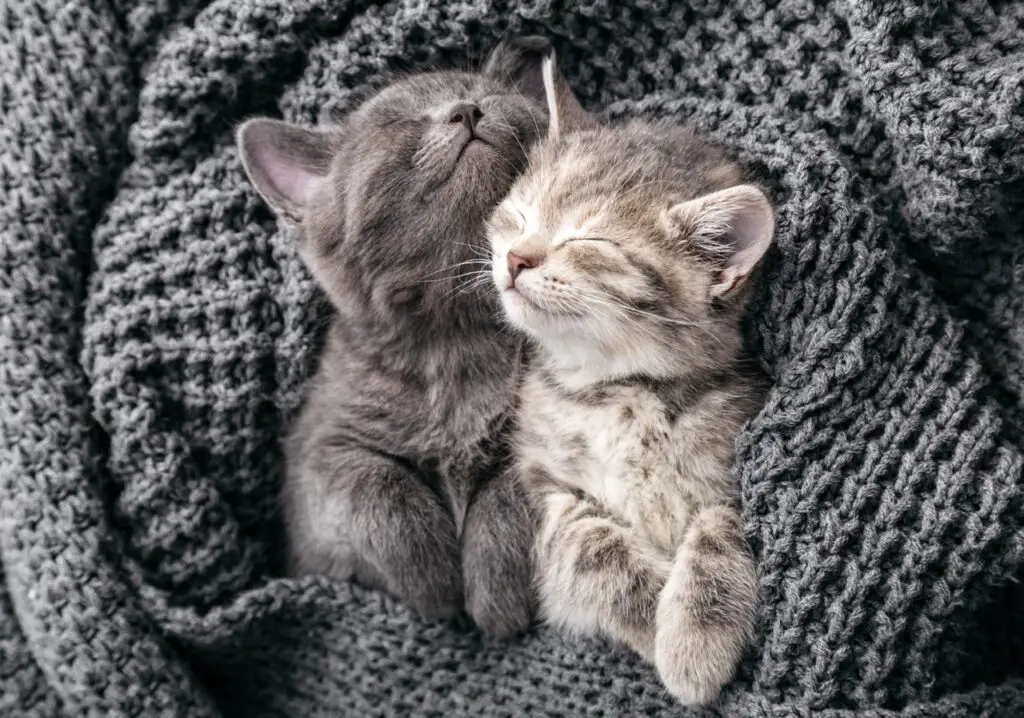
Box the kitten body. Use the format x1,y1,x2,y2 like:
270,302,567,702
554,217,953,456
488,57,772,702
236,38,553,636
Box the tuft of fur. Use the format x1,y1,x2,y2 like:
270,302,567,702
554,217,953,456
488,52,772,702
237,38,555,637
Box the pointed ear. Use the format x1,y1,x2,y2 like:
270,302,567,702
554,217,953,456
482,35,553,105
540,52,599,138
236,118,335,224
664,184,775,298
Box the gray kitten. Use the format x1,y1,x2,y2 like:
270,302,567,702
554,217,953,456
487,55,771,702
236,38,552,636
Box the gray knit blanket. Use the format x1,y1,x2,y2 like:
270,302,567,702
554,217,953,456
2,1,1023,716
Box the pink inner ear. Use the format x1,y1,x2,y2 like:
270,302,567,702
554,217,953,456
255,143,320,207
720,189,774,273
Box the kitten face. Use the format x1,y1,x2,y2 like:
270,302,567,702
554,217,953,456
341,71,544,223
489,130,719,335
311,71,545,315
488,91,773,381
237,38,553,319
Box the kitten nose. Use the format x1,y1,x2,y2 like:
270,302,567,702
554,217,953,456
507,251,538,281
448,103,483,132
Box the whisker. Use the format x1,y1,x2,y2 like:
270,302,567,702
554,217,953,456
489,151,523,177
421,258,492,279
450,241,493,259
491,109,529,164
571,293,667,347
579,287,728,350
491,66,545,141
535,281,726,354
420,271,491,286
440,271,497,301
526,101,543,141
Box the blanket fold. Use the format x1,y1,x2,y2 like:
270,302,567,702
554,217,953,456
1,0,1022,715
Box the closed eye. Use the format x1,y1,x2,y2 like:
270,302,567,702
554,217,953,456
514,207,528,232
564,237,619,247
373,108,419,128
383,117,419,128
490,205,526,236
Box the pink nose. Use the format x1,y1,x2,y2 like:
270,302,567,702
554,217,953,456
507,251,537,281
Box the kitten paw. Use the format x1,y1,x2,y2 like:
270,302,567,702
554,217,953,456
462,518,536,637
464,569,534,638
461,471,537,638
349,535,464,621
654,634,733,706
395,563,464,621
347,463,465,621
654,505,757,706
654,586,740,705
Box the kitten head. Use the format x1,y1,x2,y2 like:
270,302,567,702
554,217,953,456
236,37,552,323
487,55,775,382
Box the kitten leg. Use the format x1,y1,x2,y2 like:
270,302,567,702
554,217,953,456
461,466,537,638
655,504,757,705
288,447,463,620
536,488,670,659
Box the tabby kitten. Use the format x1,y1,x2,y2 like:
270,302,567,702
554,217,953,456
487,55,772,703
236,38,553,637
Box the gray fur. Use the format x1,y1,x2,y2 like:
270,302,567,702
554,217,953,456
488,55,771,702
9,2,1024,716
237,38,552,636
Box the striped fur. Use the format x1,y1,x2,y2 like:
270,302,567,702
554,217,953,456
487,57,774,705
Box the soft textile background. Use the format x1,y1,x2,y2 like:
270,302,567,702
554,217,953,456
1,0,1023,715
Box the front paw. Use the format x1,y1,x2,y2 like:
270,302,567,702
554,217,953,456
654,505,756,705
370,555,463,622
463,548,535,638
654,636,733,706
461,475,537,637
367,523,465,621
654,570,739,706
350,475,465,620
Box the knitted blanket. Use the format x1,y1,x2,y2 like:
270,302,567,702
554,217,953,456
2,0,1023,715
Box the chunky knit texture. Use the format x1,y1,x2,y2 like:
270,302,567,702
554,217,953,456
2,1,1023,716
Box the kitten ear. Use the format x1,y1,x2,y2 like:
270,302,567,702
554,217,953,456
482,35,553,105
665,184,775,298
236,118,335,224
540,51,598,138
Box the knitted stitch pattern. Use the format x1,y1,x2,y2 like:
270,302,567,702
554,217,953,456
1,1,1023,716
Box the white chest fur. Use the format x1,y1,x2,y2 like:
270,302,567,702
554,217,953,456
515,370,741,555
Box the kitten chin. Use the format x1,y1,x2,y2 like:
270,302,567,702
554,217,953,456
494,50,771,706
